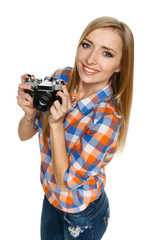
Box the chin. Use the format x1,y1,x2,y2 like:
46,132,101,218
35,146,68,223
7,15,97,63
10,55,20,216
79,75,95,84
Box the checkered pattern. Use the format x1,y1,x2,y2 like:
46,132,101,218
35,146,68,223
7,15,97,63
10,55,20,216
35,67,121,213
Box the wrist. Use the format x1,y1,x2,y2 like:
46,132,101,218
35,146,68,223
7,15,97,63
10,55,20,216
24,112,36,120
49,121,64,130
23,113,36,127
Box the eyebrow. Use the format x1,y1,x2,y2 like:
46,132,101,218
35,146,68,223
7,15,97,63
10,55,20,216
84,38,116,55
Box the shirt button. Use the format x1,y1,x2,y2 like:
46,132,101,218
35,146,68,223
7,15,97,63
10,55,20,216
83,173,89,178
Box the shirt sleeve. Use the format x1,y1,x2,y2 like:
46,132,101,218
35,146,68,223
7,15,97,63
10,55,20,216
63,113,121,190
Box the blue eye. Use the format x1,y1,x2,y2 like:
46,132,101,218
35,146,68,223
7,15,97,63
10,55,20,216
103,51,112,57
82,42,90,49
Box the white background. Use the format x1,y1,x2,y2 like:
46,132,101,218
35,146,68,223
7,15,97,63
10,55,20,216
0,0,160,239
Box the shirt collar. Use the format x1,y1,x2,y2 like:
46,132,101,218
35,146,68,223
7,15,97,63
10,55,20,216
77,81,113,114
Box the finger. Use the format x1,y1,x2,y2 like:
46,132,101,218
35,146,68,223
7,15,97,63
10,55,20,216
18,83,33,98
56,91,68,112
60,84,72,109
60,84,70,97
17,95,34,108
22,93,33,102
17,87,34,103
21,74,29,83
18,89,33,102
50,104,59,118
19,83,33,91
17,94,33,104
21,74,35,83
53,100,63,117
57,89,72,110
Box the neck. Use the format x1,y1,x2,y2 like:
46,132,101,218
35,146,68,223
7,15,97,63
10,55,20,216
76,82,93,101
76,81,109,101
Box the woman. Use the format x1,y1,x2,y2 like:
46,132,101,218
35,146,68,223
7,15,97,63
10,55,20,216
17,16,134,240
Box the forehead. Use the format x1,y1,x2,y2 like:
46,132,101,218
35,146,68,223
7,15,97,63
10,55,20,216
85,28,123,52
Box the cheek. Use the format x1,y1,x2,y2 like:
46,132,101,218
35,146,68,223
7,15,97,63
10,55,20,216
101,60,120,73
101,63,112,73
76,52,81,66
76,47,87,62
75,54,82,74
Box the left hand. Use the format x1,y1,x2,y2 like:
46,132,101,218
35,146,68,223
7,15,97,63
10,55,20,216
48,83,72,127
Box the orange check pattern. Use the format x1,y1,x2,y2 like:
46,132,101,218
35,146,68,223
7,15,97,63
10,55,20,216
35,67,121,213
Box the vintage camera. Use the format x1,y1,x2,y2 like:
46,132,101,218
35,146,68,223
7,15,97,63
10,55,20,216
25,76,63,112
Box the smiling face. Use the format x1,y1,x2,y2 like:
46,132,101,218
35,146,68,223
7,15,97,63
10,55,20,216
76,28,123,91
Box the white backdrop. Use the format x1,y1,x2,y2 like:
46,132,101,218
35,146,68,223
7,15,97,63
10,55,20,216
0,0,160,239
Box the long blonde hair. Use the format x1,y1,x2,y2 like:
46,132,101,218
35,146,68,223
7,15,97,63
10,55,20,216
43,16,134,152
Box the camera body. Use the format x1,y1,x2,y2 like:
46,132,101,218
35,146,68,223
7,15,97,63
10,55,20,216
25,76,63,112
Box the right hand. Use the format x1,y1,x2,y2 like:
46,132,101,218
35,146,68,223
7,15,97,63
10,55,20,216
17,74,36,117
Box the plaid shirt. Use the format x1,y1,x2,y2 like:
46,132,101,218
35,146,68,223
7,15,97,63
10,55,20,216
35,67,121,213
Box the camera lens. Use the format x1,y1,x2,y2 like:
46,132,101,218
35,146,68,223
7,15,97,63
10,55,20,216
38,99,48,107
33,92,53,112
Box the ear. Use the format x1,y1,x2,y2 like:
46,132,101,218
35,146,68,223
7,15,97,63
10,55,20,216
115,66,121,73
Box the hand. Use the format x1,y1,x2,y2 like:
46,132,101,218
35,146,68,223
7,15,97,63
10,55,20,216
17,74,36,117
48,83,72,127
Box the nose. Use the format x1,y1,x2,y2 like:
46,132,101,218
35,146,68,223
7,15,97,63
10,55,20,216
86,49,97,65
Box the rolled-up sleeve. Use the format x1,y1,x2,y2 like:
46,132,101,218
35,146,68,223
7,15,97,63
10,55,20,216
63,113,121,190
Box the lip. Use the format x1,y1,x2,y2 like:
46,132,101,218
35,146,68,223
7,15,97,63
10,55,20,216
82,64,99,75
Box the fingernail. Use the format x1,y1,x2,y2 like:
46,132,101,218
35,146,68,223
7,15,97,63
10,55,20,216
61,80,65,85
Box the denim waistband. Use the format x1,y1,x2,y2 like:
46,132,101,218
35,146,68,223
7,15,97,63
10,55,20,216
90,190,107,208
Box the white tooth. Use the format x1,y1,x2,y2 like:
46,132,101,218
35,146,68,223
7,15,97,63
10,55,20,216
84,66,97,73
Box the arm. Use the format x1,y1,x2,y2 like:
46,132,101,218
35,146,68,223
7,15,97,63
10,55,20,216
48,84,72,191
17,74,38,141
18,113,37,141
50,122,69,191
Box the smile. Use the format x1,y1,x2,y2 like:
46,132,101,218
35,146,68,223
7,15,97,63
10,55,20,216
82,65,99,74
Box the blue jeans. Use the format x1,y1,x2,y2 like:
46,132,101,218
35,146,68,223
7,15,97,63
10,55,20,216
41,190,110,240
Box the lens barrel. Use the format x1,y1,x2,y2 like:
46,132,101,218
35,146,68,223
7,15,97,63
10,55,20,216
33,92,53,112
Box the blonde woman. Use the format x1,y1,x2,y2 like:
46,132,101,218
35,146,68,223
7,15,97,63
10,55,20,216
17,16,134,240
